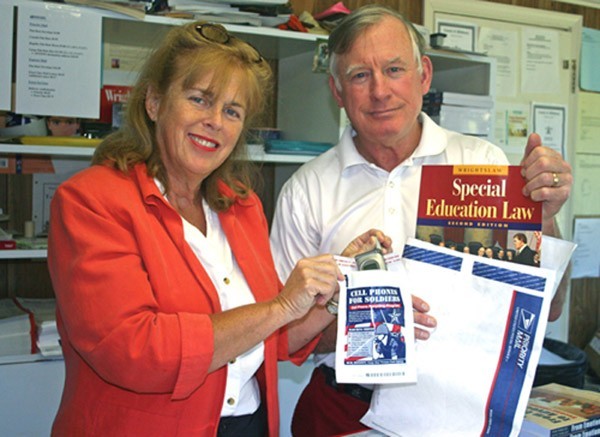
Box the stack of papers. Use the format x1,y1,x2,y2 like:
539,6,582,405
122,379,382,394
169,0,291,27
423,90,494,139
36,320,62,357
14,298,62,357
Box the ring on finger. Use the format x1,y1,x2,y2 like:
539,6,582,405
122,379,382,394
552,172,560,187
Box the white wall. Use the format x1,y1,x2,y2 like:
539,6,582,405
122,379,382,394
0,358,63,436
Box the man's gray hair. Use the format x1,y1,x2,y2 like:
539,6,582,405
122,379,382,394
328,5,426,90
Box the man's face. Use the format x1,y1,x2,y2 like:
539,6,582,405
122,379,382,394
329,17,432,154
513,237,524,250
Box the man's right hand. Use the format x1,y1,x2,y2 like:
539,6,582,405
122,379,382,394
412,295,436,340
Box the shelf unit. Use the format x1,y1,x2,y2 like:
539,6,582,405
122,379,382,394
0,5,497,436
0,4,497,284
100,12,342,146
0,141,316,261
0,1,497,295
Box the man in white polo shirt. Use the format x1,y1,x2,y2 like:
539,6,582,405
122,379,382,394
270,5,572,436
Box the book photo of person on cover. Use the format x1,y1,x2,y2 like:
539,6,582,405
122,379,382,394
513,232,539,266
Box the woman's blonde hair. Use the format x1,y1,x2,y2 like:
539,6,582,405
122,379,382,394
93,21,273,211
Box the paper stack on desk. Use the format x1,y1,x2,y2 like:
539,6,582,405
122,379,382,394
14,298,61,357
168,0,292,27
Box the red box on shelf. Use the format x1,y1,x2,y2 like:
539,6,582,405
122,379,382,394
0,240,17,250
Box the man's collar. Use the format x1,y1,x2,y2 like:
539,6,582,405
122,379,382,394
339,113,449,173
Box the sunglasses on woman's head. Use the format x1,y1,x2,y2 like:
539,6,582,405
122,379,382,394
195,23,264,64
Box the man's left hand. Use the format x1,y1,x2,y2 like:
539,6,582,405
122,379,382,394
520,133,572,223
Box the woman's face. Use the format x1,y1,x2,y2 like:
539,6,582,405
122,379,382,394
146,70,247,188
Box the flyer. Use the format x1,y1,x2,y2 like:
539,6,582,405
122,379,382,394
335,266,416,385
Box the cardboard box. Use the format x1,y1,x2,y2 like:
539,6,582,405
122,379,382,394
585,330,600,378
0,240,16,250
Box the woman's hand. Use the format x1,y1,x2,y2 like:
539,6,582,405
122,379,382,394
274,254,342,322
412,295,437,340
341,228,392,258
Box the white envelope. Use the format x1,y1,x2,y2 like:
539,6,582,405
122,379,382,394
361,237,575,437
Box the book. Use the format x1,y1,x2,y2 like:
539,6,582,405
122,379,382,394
100,85,132,125
415,165,543,267
423,90,494,109
520,383,600,436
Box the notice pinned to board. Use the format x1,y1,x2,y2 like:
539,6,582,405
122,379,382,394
478,27,518,98
531,102,567,157
577,92,600,155
0,4,14,111
580,27,600,93
571,216,600,279
521,28,560,95
435,19,477,52
574,153,600,216
15,2,101,118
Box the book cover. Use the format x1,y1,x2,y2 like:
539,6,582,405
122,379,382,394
100,85,132,125
520,383,600,437
416,165,542,267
